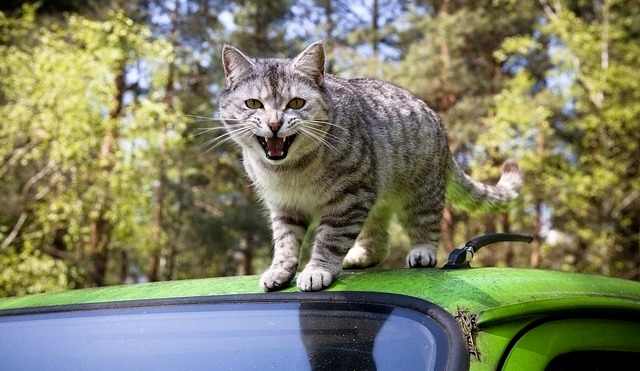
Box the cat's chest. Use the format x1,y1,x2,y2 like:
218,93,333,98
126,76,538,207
244,159,330,213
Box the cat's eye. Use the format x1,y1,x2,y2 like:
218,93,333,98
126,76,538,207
287,98,305,110
245,99,264,109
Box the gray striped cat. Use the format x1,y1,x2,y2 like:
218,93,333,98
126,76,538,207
218,41,522,292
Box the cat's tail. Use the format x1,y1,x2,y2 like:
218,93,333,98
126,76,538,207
445,158,523,213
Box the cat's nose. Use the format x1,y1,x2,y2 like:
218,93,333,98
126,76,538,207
268,122,281,134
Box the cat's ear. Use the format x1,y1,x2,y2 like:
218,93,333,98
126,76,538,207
292,41,325,85
222,44,255,88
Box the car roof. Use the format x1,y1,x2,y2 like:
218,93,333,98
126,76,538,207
1,268,639,321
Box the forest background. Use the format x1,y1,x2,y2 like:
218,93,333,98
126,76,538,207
1,0,639,297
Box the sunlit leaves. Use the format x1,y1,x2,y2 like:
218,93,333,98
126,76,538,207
482,0,640,276
0,245,71,297
0,4,173,293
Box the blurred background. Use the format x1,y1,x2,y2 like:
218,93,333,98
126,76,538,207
1,0,638,296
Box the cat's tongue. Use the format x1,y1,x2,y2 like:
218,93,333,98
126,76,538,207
266,137,285,158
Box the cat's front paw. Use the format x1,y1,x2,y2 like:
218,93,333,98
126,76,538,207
296,266,338,292
260,267,296,292
406,245,438,268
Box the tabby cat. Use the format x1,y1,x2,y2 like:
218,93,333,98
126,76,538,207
218,41,522,292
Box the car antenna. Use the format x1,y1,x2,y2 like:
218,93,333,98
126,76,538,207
442,233,534,269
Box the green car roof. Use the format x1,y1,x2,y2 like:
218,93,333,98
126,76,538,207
2,267,639,322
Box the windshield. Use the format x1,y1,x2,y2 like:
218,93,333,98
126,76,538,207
0,293,466,370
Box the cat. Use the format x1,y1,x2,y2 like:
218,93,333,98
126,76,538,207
218,41,522,292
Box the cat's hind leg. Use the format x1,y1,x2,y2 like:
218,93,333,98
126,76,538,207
402,187,445,268
342,204,391,269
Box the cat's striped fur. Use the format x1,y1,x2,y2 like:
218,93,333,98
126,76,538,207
219,41,522,292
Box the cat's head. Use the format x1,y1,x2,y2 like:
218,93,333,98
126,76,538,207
219,41,332,164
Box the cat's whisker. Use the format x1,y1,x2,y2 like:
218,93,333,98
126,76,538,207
303,123,348,147
218,117,246,122
199,125,253,155
192,127,223,136
185,115,219,123
193,121,250,136
196,123,245,131
216,125,252,140
200,135,240,156
302,125,339,145
298,127,339,153
188,118,218,123
186,114,215,119
187,116,235,124
187,113,246,123
304,119,347,131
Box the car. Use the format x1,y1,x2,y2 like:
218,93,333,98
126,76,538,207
1,233,639,370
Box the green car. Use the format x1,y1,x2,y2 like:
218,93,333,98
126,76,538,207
1,234,639,370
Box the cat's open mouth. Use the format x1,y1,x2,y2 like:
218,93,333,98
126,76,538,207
257,135,296,160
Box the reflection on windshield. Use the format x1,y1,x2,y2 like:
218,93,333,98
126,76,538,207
0,298,447,370
300,302,390,370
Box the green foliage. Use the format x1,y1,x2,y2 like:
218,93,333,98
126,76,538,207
0,4,179,292
227,0,292,55
477,0,640,276
0,245,72,297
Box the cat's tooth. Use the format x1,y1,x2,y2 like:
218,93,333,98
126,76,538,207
283,137,287,143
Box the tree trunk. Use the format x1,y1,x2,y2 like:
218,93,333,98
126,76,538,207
87,61,125,287
501,213,515,267
235,232,254,276
480,215,498,267
529,198,542,268
147,122,167,282
321,0,335,74
530,113,547,268
163,163,186,281
634,224,640,280
119,250,129,284
89,218,111,286
148,7,177,282
372,0,379,60
147,152,165,282
253,1,268,52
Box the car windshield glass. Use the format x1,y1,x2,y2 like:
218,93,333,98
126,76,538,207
0,295,461,370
